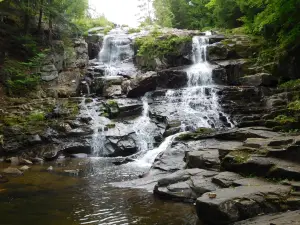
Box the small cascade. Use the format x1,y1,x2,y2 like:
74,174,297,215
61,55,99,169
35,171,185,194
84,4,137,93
132,95,155,152
98,28,136,76
131,133,178,168
78,98,110,156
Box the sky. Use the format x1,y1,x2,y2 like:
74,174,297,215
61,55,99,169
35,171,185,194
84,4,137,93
89,0,141,27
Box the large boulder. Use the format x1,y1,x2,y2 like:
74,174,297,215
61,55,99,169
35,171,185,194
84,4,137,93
207,43,229,61
121,72,157,98
157,67,188,89
240,73,278,87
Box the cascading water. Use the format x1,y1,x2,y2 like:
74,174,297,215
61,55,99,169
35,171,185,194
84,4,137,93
98,28,137,76
166,35,233,129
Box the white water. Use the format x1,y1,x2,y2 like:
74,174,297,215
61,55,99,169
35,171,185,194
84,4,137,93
132,95,155,153
78,98,110,156
166,35,233,129
131,133,178,168
98,28,137,76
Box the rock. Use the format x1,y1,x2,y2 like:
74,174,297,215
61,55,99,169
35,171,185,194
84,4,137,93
212,67,227,84
103,85,122,97
154,169,219,202
121,72,157,98
40,64,58,81
215,59,249,85
196,185,291,224
234,210,300,225
6,157,20,166
0,174,9,183
19,158,33,165
28,134,42,144
47,166,53,171
30,157,44,164
62,142,92,155
19,165,30,171
240,73,278,87
186,149,220,171
212,172,243,188
157,67,188,89
93,76,124,95
2,167,23,176
104,132,139,157
64,169,79,176
207,43,228,61
208,35,226,44
232,178,273,187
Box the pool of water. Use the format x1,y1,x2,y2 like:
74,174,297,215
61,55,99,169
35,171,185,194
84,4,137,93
0,157,201,225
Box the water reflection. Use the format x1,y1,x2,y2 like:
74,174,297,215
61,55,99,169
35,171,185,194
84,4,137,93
0,158,201,225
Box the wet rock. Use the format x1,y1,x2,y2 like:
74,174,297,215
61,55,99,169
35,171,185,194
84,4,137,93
207,43,228,61
240,73,278,87
215,59,249,85
2,167,23,176
64,169,79,176
47,166,54,171
6,157,20,166
212,172,243,188
19,165,30,171
28,134,42,144
40,64,58,81
62,142,92,155
93,76,124,95
157,67,188,89
208,35,226,44
103,85,122,97
234,210,300,225
121,71,157,98
30,157,44,164
196,185,291,225
153,142,188,172
105,133,139,157
212,67,227,84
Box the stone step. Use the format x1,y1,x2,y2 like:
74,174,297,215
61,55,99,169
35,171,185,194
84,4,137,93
222,154,300,181
196,184,292,224
233,210,300,225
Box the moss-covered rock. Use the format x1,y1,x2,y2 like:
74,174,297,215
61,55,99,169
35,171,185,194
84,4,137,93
176,127,214,141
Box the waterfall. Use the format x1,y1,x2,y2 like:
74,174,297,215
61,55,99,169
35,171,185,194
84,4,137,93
98,28,136,76
166,35,233,129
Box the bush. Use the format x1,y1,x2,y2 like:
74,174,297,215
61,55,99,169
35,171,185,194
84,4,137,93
279,79,300,89
273,115,296,124
128,28,141,34
27,111,45,122
135,33,192,61
288,100,300,110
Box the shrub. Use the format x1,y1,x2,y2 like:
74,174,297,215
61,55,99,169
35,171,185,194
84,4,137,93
273,115,296,124
27,111,45,122
288,100,300,110
279,79,300,89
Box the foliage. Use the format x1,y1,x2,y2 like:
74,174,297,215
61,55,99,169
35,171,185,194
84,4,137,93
135,33,192,61
273,115,296,124
152,0,300,53
73,16,114,33
288,100,300,111
128,28,142,34
279,79,300,89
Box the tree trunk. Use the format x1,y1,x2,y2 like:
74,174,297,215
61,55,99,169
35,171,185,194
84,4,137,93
38,0,44,33
24,0,30,34
48,0,53,43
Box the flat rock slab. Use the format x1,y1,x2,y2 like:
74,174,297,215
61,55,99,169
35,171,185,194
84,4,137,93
233,178,273,187
186,149,220,171
234,210,300,225
212,172,243,188
196,185,292,224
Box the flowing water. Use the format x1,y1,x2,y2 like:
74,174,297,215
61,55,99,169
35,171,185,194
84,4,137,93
98,28,137,76
0,31,232,225
164,36,233,129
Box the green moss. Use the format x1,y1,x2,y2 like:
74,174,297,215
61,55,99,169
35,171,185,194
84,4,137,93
279,79,300,89
27,111,45,122
288,100,300,111
273,115,296,124
176,127,214,141
135,33,192,62
101,112,109,118
2,115,26,126
0,135,3,145
107,100,118,107
85,98,93,104
231,151,251,163
105,123,116,129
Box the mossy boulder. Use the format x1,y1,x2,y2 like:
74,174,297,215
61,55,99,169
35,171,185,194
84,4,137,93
176,128,215,141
